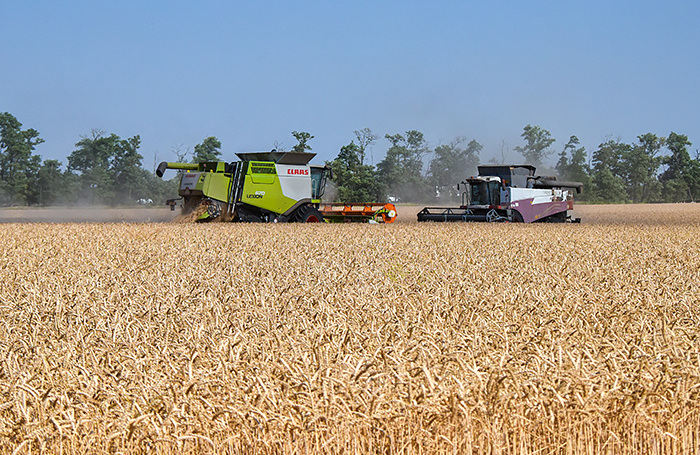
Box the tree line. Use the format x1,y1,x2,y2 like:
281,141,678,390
2,111,699,206
330,125,700,204
0,112,228,206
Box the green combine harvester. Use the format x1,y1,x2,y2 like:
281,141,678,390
156,151,330,222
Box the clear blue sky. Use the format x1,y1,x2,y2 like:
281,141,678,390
3,1,699,169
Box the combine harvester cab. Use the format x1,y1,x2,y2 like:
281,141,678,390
157,151,330,222
417,165,583,223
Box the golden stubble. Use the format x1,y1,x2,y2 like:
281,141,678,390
1,204,699,454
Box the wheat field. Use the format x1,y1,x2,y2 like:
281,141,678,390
1,204,700,454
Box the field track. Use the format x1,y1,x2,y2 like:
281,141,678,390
1,204,699,453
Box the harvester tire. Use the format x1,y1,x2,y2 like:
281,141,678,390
294,205,324,223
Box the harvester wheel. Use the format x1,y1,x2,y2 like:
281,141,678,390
205,200,222,219
294,205,324,223
486,209,501,222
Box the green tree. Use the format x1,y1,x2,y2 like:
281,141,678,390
330,141,383,202
428,137,481,202
0,112,44,205
68,130,119,203
192,136,222,163
111,135,147,202
660,132,700,202
589,138,629,203
623,133,664,203
555,136,591,198
514,124,555,167
33,159,67,206
67,130,146,205
377,130,430,202
143,171,180,204
555,136,576,177
291,131,313,153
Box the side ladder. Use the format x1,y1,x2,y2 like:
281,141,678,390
226,162,246,216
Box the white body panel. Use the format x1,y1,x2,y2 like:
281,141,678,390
276,164,312,201
180,172,201,191
508,188,570,205
509,187,554,203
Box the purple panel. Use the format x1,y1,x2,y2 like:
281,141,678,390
510,199,569,223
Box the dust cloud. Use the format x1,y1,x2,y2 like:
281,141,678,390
0,207,179,223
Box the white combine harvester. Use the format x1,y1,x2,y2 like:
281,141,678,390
417,165,583,223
